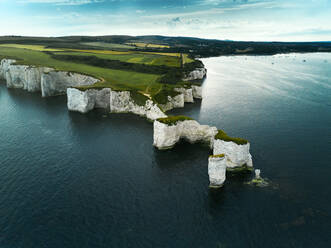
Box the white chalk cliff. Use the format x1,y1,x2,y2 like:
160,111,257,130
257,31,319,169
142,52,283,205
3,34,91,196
183,67,207,81
153,119,218,149
67,87,167,120
208,155,227,188
41,71,97,97
1,58,204,118
109,90,166,120
67,88,110,114
1,56,256,187
153,117,254,178
159,85,203,112
0,59,52,92
159,93,185,112
174,87,194,103
0,59,98,97
191,85,202,99
213,139,253,169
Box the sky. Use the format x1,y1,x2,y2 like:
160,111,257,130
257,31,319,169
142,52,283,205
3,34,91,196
0,0,330,41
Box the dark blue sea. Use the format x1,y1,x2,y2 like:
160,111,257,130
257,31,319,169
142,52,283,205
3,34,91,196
0,53,330,248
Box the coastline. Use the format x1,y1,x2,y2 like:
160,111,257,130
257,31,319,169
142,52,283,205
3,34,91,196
0,56,254,187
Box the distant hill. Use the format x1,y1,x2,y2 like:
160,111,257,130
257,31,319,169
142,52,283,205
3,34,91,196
1,35,331,57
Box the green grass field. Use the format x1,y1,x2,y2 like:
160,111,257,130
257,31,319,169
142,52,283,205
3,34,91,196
80,42,135,50
54,51,181,67
0,43,197,102
0,46,162,92
126,42,170,49
0,44,63,52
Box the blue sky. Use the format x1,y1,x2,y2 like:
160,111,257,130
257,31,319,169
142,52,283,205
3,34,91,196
0,0,330,41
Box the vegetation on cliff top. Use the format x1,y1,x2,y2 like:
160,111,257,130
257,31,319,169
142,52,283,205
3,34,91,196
152,85,182,105
157,115,193,125
0,42,203,106
214,130,248,145
209,154,225,158
226,164,253,172
129,91,150,106
53,51,182,67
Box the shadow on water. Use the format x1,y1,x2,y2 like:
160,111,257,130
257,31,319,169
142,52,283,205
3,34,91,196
3,85,68,110
167,99,202,119
152,139,211,171
208,186,227,206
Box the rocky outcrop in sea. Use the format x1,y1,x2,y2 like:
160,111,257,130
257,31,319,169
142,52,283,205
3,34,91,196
153,117,254,186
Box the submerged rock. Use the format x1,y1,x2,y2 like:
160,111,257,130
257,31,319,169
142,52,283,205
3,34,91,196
208,154,227,188
246,169,270,187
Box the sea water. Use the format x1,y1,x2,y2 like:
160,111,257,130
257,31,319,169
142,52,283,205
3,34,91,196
0,53,330,247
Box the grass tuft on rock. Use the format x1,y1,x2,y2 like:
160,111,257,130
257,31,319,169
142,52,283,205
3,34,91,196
226,164,253,173
209,154,225,158
157,115,193,125
215,130,248,145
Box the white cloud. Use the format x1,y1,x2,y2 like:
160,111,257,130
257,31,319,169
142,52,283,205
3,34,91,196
1,0,330,41
20,0,104,5
136,10,146,14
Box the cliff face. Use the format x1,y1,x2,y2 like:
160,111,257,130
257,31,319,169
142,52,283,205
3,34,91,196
213,139,253,169
191,85,202,99
67,88,166,120
159,94,185,112
67,88,110,114
183,68,207,81
0,59,98,97
67,85,202,118
208,155,227,188
1,58,204,117
153,120,218,150
41,71,97,97
174,87,194,103
0,59,51,92
109,90,167,120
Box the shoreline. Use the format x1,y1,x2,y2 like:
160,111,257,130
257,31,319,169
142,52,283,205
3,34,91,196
0,56,255,187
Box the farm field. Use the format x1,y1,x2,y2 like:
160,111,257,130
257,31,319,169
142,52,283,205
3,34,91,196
126,42,170,49
0,44,193,66
0,43,199,100
0,44,63,52
55,51,182,67
0,46,162,93
80,42,135,50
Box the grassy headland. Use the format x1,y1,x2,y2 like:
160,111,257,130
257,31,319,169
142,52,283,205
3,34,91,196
0,42,201,104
